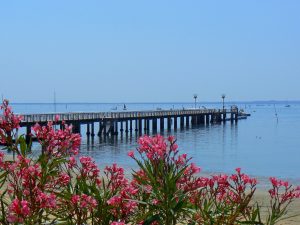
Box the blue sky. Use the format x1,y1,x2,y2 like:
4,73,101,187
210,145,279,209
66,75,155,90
0,1,299,103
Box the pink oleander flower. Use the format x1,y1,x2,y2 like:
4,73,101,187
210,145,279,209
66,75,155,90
111,222,126,225
107,189,138,218
71,194,98,211
79,156,100,179
36,191,57,209
107,195,122,206
176,153,187,165
152,199,159,205
105,164,128,192
55,114,60,122
184,163,201,175
127,150,134,158
0,151,4,168
68,156,77,168
7,199,30,223
235,167,241,174
0,129,6,144
57,172,71,186
167,136,175,143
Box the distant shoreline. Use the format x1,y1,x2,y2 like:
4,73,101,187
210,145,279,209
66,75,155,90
8,100,300,104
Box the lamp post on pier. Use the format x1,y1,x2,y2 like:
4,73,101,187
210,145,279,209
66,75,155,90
193,94,198,109
221,94,226,111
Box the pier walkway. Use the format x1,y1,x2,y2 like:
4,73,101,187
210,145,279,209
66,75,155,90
19,108,239,141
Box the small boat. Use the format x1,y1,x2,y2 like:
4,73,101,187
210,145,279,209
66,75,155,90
225,115,248,121
239,112,251,116
123,104,127,110
238,109,251,117
285,105,291,108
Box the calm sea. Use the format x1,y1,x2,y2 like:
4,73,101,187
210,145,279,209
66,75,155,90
4,102,300,183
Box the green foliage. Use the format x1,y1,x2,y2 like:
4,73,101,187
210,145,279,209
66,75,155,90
131,150,190,224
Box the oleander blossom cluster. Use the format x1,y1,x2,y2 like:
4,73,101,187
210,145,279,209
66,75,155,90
0,99,23,145
0,99,300,225
32,120,81,157
0,155,58,223
105,164,139,220
269,177,300,203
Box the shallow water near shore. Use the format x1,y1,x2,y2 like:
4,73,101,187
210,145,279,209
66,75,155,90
3,102,300,183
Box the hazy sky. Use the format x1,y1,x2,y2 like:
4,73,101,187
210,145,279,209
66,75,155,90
0,1,299,103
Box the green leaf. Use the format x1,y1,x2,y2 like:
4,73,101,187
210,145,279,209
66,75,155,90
143,214,161,225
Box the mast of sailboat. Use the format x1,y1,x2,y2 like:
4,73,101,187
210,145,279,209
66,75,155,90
54,90,57,113
274,104,278,122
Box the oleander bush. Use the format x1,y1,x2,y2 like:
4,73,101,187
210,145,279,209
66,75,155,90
0,99,299,225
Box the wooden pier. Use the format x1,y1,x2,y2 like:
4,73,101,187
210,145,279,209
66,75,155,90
18,108,239,142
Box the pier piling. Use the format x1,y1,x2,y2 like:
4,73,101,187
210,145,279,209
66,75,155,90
91,123,95,136
86,123,90,136
160,118,164,131
186,116,189,127
174,116,177,130
167,117,172,130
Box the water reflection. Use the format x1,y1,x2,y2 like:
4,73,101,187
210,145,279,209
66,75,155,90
79,122,239,171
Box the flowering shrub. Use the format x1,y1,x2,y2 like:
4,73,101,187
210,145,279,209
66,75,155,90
0,99,23,153
266,177,300,225
0,99,300,225
129,135,202,225
189,168,258,224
